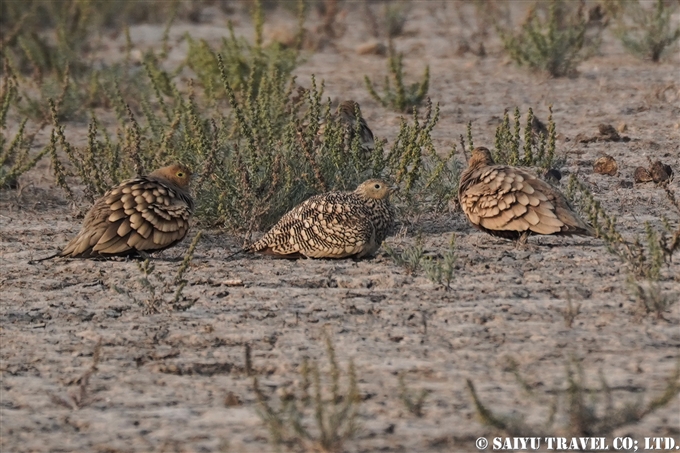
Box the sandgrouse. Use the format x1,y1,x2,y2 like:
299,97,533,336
250,179,395,259
458,147,594,239
56,164,194,259
335,100,375,152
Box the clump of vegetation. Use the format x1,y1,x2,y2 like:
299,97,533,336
560,297,582,328
364,43,429,112
422,234,458,290
566,177,679,319
467,357,680,436
613,0,680,62
384,1,412,39
498,0,599,77
385,233,458,290
490,106,558,171
0,74,50,188
113,231,202,313
253,333,360,452
398,373,429,417
49,338,103,410
384,235,425,274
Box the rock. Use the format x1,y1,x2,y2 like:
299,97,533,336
593,155,618,176
649,161,673,183
633,167,653,183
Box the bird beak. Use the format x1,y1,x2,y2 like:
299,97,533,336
389,185,400,195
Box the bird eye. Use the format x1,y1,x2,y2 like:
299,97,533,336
177,172,185,178
374,184,381,189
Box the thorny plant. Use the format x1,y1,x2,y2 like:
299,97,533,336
566,177,680,319
497,0,600,77
398,373,429,417
253,333,360,453
613,0,680,62
364,42,429,113
467,357,680,437
112,231,202,314
49,338,103,410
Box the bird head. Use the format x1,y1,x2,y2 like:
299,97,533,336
468,147,495,169
355,179,395,200
338,100,361,120
150,164,193,189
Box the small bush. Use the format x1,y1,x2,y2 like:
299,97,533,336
498,0,599,77
386,233,459,289
0,74,50,188
467,358,680,436
365,43,429,112
254,333,360,452
112,231,202,313
384,1,412,39
614,0,680,62
490,106,558,171
566,176,679,319
398,373,429,417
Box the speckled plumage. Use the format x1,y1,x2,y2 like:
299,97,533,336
251,179,395,259
458,147,594,239
336,100,375,152
60,164,194,258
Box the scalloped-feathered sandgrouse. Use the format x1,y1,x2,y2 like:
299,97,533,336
458,147,594,239
57,164,194,258
250,179,395,259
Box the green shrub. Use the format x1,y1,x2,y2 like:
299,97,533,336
498,0,599,77
467,358,680,436
365,43,429,112
253,333,360,452
490,106,558,171
0,74,50,188
614,0,680,62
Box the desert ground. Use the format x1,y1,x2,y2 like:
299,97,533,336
1,2,679,452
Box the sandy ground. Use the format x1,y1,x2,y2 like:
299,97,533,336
1,3,680,453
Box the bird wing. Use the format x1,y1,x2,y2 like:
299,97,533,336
62,177,192,257
460,166,568,235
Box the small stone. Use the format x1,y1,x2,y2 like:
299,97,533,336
649,161,673,183
224,392,242,407
633,167,653,183
597,124,621,141
593,155,618,176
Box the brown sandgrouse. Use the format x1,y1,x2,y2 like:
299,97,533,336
335,100,375,152
458,147,594,239
58,164,194,258
250,179,395,259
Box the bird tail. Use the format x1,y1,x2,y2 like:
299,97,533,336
28,252,62,264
